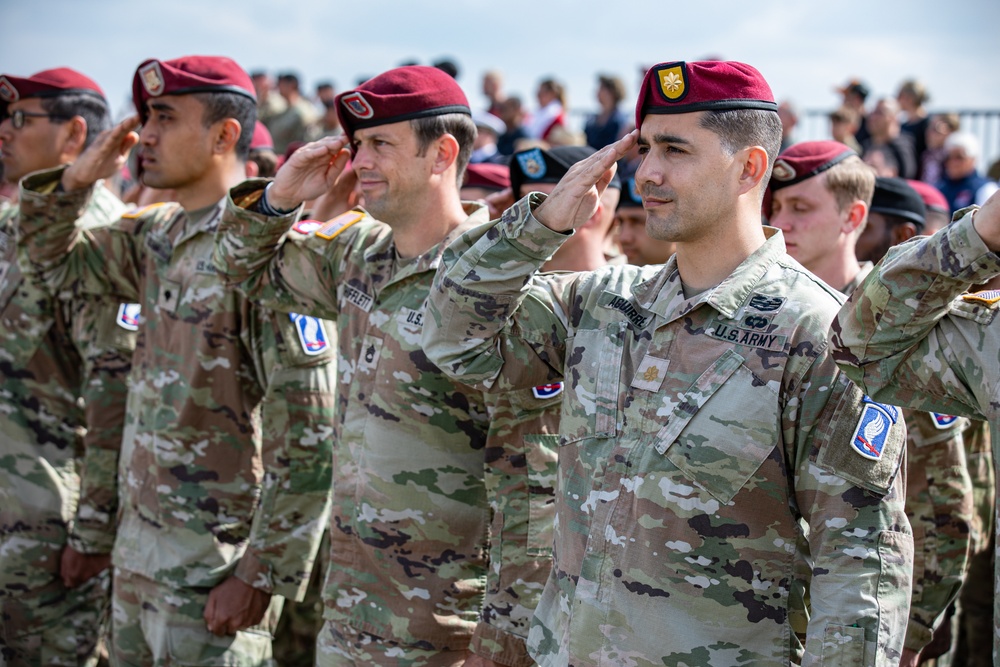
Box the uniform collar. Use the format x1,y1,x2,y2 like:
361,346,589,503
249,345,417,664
640,226,787,323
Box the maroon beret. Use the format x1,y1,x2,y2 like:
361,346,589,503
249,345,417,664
770,141,857,192
463,162,510,192
250,121,273,151
636,61,777,128
906,179,949,213
132,56,255,121
0,67,105,104
336,66,470,140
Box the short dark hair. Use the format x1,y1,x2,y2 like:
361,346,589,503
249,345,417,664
410,113,476,186
249,147,279,178
598,75,626,106
699,108,782,190
191,91,257,161
39,93,112,149
277,73,300,88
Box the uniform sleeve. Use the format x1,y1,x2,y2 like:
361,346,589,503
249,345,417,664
831,208,1000,420
232,304,335,601
470,383,560,666
65,297,136,555
901,411,973,652
423,193,576,389
788,354,913,666
213,179,361,320
18,165,145,303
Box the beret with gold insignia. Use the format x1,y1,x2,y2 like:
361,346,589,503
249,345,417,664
636,60,777,128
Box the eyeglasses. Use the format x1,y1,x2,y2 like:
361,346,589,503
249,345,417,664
2,109,70,129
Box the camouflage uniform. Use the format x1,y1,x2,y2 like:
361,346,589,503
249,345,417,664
213,181,558,667
16,166,335,665
0,185,133,665
422,194,914,666
832,206,1000,665
843,262,974,653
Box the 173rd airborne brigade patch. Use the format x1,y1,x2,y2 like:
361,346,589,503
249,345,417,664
851,396,899,461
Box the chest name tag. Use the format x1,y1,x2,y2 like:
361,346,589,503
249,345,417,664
631,355,669,392
116,303,142,331
343,284,373,313
707,322,786,352
290,312,330,356
398,307,424,329
601,294,649,329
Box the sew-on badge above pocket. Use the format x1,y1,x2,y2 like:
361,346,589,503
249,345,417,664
157,279,181,315
654,349,779,504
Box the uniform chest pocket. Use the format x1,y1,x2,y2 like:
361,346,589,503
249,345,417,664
654,349,779,504
560,324,625,445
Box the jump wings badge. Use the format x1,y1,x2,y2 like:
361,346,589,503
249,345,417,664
851,397,899,460
290,312,330,356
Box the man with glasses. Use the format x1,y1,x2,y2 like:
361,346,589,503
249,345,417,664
0,67,134,664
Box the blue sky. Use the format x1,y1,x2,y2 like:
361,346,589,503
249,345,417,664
4,0,998,123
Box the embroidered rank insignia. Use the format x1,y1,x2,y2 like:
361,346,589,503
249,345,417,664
122,202,167,219
851,397,898,460
961,290,1000,306
532,382,564,399
139,62,165,96
290,312,330,356
747,294,785,313
0,77,18,103
316,211,363,240
656,63,687,102
632,355,669,392
931,413,959,429
516,148,546,179
771,158,795,182
292,219,324,235
341,92,374,119
116,303,142,331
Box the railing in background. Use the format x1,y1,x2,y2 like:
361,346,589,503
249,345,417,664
800,109,1000,177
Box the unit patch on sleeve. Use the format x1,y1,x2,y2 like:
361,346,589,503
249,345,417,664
532,383,564,400
116,303,142,331
851,397,899,460
289,312,330,356
930,413,959,429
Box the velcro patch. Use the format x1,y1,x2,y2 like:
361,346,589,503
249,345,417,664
532,383,564,399
961,290,1000,307
707,321,786,351
292,219,325,235
930,413,959,429
342,284,373,313
316,211,363,240
747,293,785,313
116,303,141,331
631,355,669,392
289,312,330,356
851,397,899,460
599,291,649,329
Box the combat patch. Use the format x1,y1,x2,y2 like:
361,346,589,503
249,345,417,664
930,413,959,430
116,303,142,331
289,312,331,356
631,355,669,392
599,291,649,329
342,284,373,313
532,383,564,399
707,320,786,352
316,211,363,240
850,397,899,460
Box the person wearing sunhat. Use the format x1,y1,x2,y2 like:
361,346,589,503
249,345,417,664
423,60,912,665
510,144,621,271
214,64,560,666
15,55,337,663
0,66,135,665
772,150,972,667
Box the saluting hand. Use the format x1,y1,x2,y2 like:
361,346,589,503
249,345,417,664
972,187,1000,252
268,135,352,212
533,130,637,233
61,115,140,192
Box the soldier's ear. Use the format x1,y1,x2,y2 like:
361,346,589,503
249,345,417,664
737,145,769,196
430,133,460,176
891,222,919,245
60,116,89,162
214,118,242,156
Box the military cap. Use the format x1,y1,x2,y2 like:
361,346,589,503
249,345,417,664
769,141,857,192
906,179,949,215
335,65,471,140
250,121,274,151
0,67,106,105
871,176,926,227
511,145,621,198
635,60,777,127
464,162,510,192
617,175,644,210
132,56,256,121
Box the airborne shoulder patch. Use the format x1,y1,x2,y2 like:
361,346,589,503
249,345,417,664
532,382,564,399
850,397,899,460
289,312,330,356
930,413,959,429
116,303,142,331
316,211,364,240
122,202,168,219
